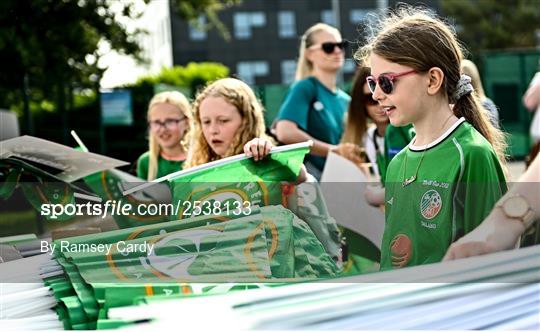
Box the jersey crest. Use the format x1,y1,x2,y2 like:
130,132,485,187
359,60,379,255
420,189,442,220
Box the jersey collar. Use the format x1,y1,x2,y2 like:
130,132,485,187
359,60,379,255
409,117,466,151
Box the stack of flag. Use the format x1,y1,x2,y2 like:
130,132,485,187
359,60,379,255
1,205,338,329
3,139,537,330
1,142,344,330
107,244,540,330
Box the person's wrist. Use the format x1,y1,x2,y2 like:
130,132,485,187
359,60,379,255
496,193,537,232
485,207,526,251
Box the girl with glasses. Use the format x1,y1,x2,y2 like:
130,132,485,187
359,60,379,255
274,23,352,180
136,91,191,180
357,8,507,270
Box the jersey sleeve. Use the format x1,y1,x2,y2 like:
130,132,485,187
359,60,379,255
275,79,315,131
136,152,149,180
458,146,507,236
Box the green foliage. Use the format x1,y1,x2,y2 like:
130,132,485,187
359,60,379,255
0,0,147,99
170,0,242,41
0,0,152,136
73,90,97,109
0,0,235,121
440,0,540,55
129,62,230,96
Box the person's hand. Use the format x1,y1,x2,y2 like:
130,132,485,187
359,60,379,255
332,143,364,166
244,138,273,161
296,164,308,184
443,241,497,261
443,208,525,261
365,185,385,207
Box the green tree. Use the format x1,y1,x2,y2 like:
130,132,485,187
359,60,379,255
440,0,540,55
0,0,238,138
126,62,229,128
170,0,242,41
0,0,148,137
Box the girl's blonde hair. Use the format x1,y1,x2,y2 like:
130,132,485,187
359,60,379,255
295,23,341,81
146,91,191,180
184,78,270,169
356,7,506,165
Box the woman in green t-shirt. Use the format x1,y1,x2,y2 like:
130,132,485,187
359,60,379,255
137,91,191,180
274,23,351,179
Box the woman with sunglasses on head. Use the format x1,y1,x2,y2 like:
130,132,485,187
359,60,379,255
137,91,191,180
274,23,351,180
357,8,507,270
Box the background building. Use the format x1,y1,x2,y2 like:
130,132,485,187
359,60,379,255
107,0,439,88
172,0,439,85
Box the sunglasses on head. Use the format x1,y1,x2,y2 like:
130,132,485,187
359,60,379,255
366,70,416,94
315,41,349,54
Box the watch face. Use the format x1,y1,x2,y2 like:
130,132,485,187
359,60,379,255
505,196,528,218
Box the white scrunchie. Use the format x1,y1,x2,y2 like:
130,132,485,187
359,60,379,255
452,74,474,102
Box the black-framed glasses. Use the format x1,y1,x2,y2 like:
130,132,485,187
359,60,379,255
313,41,349,54
148,117,186,131
366,70,416,94
363,93,378,106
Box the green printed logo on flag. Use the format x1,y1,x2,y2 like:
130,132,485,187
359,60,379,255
65,216,273,283
0,166,21,199
168,142,310,220
84,170,168,228
20,182,75,221
56,205,337,284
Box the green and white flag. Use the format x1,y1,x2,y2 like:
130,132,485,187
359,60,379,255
20,182,76,222
53,205,338,284
167,143,309,218
123,142,311,220
39,205,337,329
83,169,170,228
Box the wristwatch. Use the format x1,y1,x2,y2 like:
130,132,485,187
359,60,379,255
496,194,536,232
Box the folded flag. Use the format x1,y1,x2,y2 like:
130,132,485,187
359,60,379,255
23,205,338,329
83,169,170,228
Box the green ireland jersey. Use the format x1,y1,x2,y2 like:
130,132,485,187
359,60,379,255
381,118,507,270
136,151,184,180
382,124,415,183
